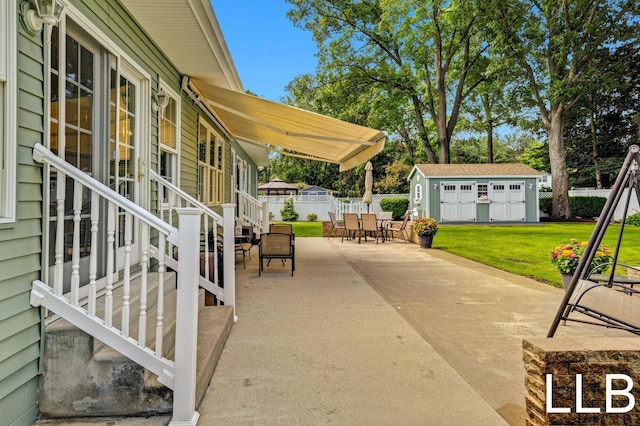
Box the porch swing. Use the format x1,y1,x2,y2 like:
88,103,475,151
548,145,640,337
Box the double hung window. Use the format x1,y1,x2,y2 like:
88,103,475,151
159,87,179,202
197,120,224,205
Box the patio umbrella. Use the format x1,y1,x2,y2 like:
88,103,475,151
363,161,373,212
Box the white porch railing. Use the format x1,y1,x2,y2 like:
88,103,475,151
237,188,268,233
150,170,235,314
30,143,235,426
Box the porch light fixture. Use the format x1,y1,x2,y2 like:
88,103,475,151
22,0,64,33
433,183,438,190
153,88,170,114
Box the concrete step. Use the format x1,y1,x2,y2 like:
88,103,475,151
36,273,234,420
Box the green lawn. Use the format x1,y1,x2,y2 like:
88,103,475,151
271,221,323,237
433,223,640,288
272,220,640,288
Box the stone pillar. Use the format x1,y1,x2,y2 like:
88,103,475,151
523,337,640,425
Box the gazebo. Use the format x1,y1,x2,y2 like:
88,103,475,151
258,179,299,195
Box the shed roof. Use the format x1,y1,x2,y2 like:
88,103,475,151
413,163,545,178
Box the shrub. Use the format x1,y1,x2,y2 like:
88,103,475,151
307,213,318,222
280,198,298,221
379,198,409,220
571,196,607,218
626,211,640,226
539,196,607,219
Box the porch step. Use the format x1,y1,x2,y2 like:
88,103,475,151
36,273,234,420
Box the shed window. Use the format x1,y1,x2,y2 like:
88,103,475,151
0,1,16,223
414,183,422,202
477,184,488,198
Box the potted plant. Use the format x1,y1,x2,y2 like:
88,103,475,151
549,238,612,289
413,217,438,248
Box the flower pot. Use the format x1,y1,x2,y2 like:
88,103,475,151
560,273,574,291
417,234,433,249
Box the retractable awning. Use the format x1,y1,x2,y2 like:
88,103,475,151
187,79,386,171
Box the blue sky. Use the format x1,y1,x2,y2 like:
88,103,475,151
212,1,319,102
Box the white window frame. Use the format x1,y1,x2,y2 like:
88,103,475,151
414,183,422,203
158,82,180,202
0,1,16,223
197,119,224,205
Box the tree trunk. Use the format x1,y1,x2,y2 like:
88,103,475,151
486,121,494,163
589,109,602,189
484,93,494,163
438,134,450,164
548,110,571,218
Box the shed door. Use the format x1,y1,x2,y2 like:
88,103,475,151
489,182,525,221
440,182,476,221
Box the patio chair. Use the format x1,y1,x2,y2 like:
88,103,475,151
342,213,362,242
259,232,294,276
388,214,410,243
360,213,381,244
235,235,252,269
269,223,295,268
327,211,345,239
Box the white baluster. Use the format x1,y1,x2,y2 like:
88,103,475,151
53,171,65,296
70,181,82,306
155,234,165,357
138,222,149,346
122,212,132,338
167,188,175,260
88,191,99,316
105,203,116,328
203,217,210,281
212,224,219,287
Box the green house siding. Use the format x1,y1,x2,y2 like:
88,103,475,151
2,0,260,424
0,1,46,423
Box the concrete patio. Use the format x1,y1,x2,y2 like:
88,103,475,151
41,236,632,425
197,236,630,425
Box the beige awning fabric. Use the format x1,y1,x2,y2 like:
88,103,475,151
189,80,386,171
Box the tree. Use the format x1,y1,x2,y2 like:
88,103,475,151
563,42,640,189
484,0,639,218
462,55,523,163
286,0,488,164
374,159,412,194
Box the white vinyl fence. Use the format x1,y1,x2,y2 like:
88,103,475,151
259,194,410,221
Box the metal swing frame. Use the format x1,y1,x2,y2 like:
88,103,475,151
548,145,640,337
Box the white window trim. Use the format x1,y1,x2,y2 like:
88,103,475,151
158,82,181,186
197,118,225,205
0,0,17,223
414,183,422,204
